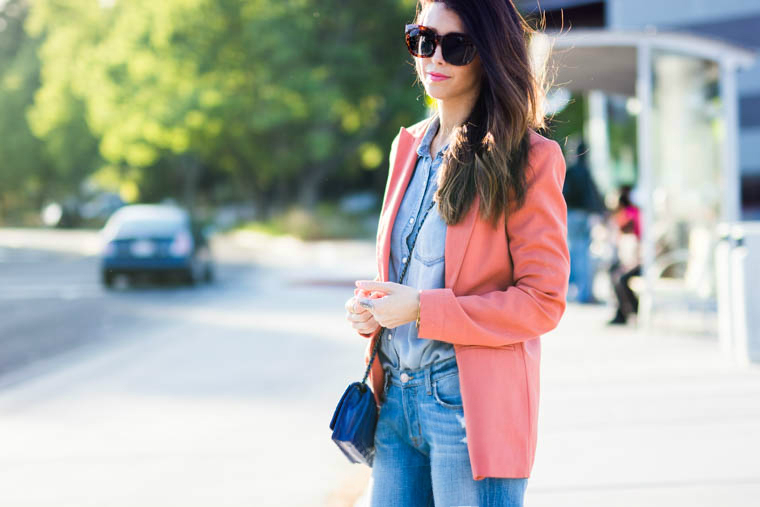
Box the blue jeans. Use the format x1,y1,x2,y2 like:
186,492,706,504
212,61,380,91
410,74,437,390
370,356,528,507
567,209,594,303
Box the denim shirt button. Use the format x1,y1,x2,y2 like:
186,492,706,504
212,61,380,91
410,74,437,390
409,217,415,224
402,256,408,264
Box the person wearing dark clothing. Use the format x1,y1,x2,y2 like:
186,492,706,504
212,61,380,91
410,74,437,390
562,142,606,303
562,142,605,213
609,264,642,324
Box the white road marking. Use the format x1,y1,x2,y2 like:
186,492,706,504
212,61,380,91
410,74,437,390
0,284,104,300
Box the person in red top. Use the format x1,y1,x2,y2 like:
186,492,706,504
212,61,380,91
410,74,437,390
608,184,642,325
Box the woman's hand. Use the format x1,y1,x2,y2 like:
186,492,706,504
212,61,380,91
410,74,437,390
354,280,420,329
345,289,382,336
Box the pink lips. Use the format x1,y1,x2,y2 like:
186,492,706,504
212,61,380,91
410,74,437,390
428,72,450,82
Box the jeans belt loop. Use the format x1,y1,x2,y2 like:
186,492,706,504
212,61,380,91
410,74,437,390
424,367,432,395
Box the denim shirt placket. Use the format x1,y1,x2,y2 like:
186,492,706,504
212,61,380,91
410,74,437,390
383,116,449,369
398,157,431,280
393,118,445,284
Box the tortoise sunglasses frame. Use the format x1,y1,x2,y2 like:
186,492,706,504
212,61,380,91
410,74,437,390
404,23,477,66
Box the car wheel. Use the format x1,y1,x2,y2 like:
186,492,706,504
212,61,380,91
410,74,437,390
203,264,214,283
183,266,197,286
102,270,115,288
122,273,137,288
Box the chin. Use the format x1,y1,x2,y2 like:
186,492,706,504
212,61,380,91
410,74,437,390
424,82,455,101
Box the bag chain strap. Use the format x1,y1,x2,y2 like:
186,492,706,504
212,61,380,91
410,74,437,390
361,198,437,385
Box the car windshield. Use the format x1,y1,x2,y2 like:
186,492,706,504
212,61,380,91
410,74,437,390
113,219,185,239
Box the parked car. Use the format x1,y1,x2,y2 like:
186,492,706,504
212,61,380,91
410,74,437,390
41,192,125,228
100,204,214,288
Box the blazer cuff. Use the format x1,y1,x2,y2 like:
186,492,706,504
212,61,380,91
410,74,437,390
417,288,455,341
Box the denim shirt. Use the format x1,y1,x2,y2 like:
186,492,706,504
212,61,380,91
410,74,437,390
378,115,456,371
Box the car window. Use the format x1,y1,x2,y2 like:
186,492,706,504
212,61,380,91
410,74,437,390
113,219,186,238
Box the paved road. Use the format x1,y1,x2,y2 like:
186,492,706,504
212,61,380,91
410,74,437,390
0,232,377,507
0,245,256,377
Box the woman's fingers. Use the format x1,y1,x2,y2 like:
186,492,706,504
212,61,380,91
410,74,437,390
345,290,384,336
346,308,373,323
345,295,369,314
347,306,376,330
354,315,380,334
345,295,375,331
344,296,357,314
356,298,375,311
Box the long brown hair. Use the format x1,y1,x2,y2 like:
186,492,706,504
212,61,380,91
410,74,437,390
415,0,552,227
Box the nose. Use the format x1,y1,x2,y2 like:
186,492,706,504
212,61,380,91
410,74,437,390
431,42,445,65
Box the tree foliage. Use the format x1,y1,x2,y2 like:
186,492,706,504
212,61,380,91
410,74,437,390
0,0,425,223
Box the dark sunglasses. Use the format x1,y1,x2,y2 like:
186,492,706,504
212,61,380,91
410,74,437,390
404,23,477,66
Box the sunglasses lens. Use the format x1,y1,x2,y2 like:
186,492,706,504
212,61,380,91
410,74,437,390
406,27,435,57
418,32,436,57
442,35,476,66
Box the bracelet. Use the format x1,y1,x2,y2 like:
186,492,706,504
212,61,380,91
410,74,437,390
415,292,421,329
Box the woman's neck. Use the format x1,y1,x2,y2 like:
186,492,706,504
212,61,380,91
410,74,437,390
434,90,480,149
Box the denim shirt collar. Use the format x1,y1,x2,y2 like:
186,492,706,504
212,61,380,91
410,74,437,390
416,114,449,160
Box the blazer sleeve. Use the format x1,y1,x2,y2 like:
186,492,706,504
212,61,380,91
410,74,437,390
416,139,570,347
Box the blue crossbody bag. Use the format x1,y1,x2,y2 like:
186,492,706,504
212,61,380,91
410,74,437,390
330,199,436,466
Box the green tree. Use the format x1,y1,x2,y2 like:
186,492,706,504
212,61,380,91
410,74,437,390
25,0,424,217
0,0,51,220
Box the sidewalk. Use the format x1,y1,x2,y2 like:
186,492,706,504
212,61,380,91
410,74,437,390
355,302,760,507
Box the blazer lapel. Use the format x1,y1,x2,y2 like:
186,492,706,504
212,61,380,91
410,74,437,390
377,119,478,291
377,126,422,281
445,192,478,290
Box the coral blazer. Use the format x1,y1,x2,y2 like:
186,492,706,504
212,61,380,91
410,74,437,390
355,116,570,480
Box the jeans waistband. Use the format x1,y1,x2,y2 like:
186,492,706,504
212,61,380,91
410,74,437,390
384,355,458,388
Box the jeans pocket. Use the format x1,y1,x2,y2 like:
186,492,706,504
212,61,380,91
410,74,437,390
432,373,463,410
381,372,391,403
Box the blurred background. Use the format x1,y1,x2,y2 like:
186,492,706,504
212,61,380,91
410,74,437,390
0,0,759,506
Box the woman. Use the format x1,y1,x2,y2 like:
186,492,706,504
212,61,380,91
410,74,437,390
344,1,569,505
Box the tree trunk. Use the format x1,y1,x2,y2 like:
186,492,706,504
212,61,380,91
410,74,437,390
181,155,201,217
298,161,330,211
